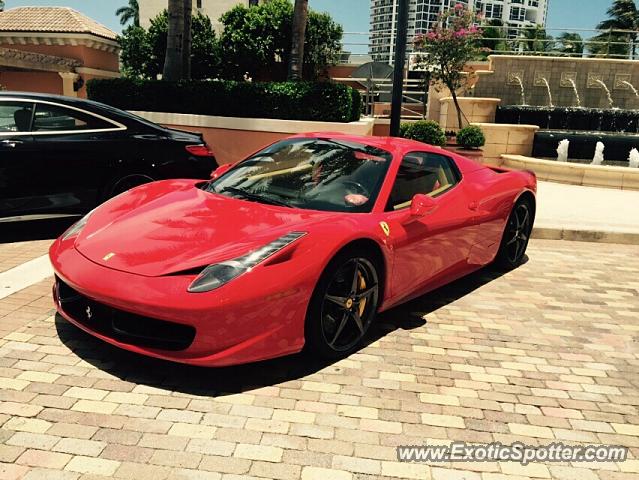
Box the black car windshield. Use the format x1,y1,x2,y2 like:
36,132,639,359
206,138,392,213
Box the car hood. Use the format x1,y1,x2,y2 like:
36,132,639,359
74,180,335,277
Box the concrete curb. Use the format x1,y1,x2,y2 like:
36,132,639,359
533,226,639,246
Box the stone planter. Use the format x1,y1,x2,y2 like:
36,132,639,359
442,143,483,162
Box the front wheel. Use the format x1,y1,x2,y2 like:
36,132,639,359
305,251,380,359
495,199,533,269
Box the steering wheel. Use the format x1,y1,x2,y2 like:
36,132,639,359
342,180,368,197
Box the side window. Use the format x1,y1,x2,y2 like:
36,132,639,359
33,104,113,132
387,152,461,211
0,102,34,132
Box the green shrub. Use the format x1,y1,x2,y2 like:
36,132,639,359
349,87,362,122
399,122,412,138
399,120,446,147
86,78,362,123
456,125,486,149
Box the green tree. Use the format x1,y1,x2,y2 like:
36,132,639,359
304,10,343,79
116,0,140,27
557,32,584,57
414,4,483,129
517,26,554,54
590,0,638,58
119,25,152,78
479,19,507,57
219,0,342,81
119,11,219,80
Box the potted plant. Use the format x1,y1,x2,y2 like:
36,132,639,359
454,125,485,161
399,120,446,147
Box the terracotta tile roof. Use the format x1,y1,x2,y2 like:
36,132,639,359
0,7,117,41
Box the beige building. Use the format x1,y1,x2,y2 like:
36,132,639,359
140,0,263,32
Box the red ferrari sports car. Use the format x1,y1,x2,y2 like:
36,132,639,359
50,133,536,366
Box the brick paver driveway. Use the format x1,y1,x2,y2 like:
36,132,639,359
1,239,638,480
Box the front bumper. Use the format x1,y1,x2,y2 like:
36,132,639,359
50,238,312,366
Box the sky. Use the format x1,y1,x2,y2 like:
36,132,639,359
0,0,619,42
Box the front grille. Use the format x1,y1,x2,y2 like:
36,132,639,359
56,277,195,351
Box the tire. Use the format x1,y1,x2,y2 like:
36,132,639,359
102,173,155,201
494,198,534,270
305,249,380,360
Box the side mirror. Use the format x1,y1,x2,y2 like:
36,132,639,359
410,193,437,217
210,163,232,179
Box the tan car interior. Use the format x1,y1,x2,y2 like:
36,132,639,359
390,154,455,210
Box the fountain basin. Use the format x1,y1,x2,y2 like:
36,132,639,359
496,106,639,133
493,155,639,190
533,130,639,164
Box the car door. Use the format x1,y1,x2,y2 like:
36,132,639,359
381,151,477,302
29,101,128,214
0,100,40,217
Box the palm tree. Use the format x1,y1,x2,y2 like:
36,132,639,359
163,0,185,81
116,0,140,27
163,0,193,80
288,0,309,80
592,0,638,58
557,32,584,57
182,0,193,80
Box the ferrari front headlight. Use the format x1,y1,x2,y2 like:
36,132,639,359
187,232,307,293
61,211,93,241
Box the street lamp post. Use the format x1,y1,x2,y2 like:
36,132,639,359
390,0,409,137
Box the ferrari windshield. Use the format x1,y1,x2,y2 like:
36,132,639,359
207,138,392,212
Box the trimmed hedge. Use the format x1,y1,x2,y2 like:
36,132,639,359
87,78,362,123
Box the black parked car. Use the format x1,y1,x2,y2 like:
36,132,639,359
0,92,218,221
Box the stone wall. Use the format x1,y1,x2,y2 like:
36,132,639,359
472,123,539,164
473,55,639,110
439,97,500,131
133,111,375,165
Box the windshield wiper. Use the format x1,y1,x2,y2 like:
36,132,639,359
220,186,292,208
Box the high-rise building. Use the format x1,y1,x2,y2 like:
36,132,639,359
139,0,264,32
370,0,548,64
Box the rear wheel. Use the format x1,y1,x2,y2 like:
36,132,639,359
305,251,380,359
495,199,533,269
103,173,155,201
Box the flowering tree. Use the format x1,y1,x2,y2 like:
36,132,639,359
414,4,483,129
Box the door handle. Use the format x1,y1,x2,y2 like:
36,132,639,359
1,139,23,148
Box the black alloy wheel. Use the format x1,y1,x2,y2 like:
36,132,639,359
306,252,380,359
496,200,533,269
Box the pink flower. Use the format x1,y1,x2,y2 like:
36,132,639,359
454,3,464,10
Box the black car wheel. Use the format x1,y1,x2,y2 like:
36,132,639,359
495,198,533,269
104,174,155,200
305,250,380,359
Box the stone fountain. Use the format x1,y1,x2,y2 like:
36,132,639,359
496,76,639,165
